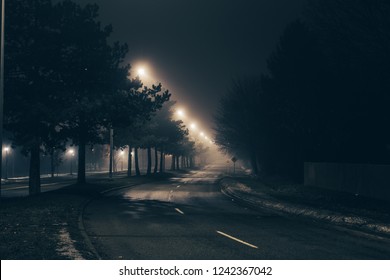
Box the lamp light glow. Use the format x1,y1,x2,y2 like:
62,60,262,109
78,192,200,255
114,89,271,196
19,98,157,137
137,68,146,77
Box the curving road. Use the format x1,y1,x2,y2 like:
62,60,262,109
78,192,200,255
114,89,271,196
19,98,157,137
83,164,390,259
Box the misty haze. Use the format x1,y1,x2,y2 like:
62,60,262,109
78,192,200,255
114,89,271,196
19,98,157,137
1,0,390,261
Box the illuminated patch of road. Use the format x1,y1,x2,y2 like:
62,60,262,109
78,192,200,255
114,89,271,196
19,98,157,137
176,185,181,188
216,230,258,249
174,208,185,215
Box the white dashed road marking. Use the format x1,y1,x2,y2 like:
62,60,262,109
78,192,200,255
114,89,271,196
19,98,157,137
216,231,258,249
175,208,185,215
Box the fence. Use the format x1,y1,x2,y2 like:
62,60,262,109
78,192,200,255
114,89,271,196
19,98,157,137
304,162,390,201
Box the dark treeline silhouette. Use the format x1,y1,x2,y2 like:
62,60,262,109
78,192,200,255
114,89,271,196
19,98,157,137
3,0,197,195
114,101,197,176
214,0,390,181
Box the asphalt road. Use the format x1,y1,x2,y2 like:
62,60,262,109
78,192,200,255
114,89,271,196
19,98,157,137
83,164,390,259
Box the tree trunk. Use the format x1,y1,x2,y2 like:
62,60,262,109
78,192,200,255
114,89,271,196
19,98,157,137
127,145,132,177
50,151,55,178
163,153,166,171
146,146,152,175
154,147,158,174
176,155,180,170
78,139,86,184
159,150,164,173
171,155,176,170
135,147,141,176
250,153,259,175
29,141,41,195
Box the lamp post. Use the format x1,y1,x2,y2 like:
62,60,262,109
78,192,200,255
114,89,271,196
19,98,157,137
68,149,75,175
109,128,113,178
4,146,8,179
0,0,5,195
120,150,124,171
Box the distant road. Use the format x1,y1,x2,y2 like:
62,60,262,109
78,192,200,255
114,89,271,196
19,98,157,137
83,164,390,259
1,176,77,198
1,170,127,198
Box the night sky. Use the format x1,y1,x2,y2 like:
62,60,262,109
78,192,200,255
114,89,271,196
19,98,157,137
79,0,304,134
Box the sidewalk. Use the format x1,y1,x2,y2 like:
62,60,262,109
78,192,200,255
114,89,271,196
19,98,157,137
220,176,390,237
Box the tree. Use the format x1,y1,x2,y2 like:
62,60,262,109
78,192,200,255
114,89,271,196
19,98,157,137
214,77,267,175
51,0,133,184
304,0,390,164
113,84,171,177
5,0,67,194
261,20,330,179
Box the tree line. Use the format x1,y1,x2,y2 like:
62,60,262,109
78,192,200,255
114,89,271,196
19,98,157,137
214,0,390,181
3,0,197,195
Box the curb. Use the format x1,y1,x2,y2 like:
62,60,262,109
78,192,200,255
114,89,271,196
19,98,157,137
220,178,390,238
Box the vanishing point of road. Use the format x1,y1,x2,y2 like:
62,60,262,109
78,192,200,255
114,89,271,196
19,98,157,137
83,164,390,259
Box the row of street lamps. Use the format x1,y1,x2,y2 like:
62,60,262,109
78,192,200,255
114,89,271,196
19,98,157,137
175,109,214,145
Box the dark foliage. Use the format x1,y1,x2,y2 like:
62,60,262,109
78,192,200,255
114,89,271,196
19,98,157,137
215,1,390,181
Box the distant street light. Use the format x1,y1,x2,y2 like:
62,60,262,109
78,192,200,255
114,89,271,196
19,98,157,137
68,149,75,175
231,156,237,174
137,67,146,77
177,109,185,118
3,146,9,179
190,123,197,130
120,150,125,171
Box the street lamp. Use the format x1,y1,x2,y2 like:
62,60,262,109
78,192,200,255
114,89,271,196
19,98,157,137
177,109,185,118
120,150,124,171
137,67,146,77
190,123,197,130
68,149,75,175
3,146,9,179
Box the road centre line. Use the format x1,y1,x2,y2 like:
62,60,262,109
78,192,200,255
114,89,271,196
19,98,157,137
174,208,185,215
216,231,258,249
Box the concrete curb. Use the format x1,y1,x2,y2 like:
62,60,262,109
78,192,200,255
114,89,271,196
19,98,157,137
220,178,390,238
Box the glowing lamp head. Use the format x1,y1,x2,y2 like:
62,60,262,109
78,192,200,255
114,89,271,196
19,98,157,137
190,123,197,130
137,68,146,77
4,147,9,152
177,109,185,118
